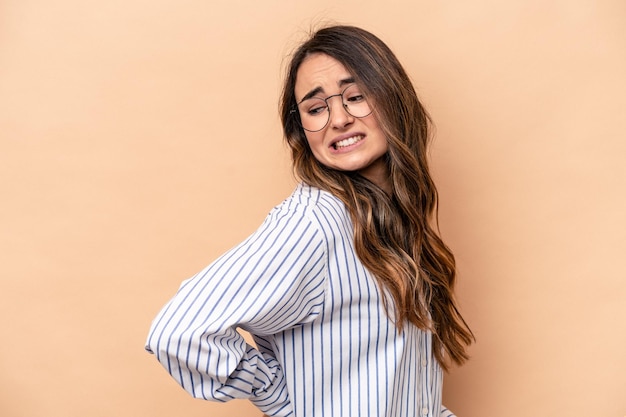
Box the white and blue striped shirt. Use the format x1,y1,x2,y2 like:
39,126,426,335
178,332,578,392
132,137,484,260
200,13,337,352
146,183,456,417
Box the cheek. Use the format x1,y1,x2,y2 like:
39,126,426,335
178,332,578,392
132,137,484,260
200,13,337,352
304,130,321,143
366,118,389,151
304,132,325,154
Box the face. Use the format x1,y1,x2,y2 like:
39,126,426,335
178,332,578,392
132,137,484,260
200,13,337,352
294,53,390,189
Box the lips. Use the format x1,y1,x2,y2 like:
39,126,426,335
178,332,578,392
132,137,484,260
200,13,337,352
332,134,364,150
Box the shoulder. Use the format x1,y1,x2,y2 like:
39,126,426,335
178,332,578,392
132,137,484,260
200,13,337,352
271,183,350,229
266,183,354,256
272,183,346,215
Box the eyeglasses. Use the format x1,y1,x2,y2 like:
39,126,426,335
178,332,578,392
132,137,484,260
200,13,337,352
292,84,373,132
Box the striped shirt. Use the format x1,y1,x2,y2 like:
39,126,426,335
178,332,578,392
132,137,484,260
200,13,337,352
146,183,456,417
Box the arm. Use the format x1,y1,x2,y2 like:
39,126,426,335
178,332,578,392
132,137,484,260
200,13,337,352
146,206,327,415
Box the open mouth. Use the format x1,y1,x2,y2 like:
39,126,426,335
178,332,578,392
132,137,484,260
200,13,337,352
332,135,363,150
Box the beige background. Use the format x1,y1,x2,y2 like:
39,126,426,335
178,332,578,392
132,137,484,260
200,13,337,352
1,1,625,416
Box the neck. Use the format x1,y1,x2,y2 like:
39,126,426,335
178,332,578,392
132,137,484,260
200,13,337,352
358,157,392,195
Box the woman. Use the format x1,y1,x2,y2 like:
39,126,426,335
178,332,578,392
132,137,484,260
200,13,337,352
146,25,473,416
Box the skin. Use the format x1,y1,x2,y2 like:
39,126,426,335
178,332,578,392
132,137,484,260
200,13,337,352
294,53,391,193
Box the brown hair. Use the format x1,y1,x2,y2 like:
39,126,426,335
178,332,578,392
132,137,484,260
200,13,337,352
280,25,473,369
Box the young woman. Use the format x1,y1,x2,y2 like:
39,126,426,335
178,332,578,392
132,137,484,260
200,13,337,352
146,25,473,417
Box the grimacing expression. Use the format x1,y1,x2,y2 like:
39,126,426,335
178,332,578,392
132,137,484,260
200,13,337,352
294,53,389,188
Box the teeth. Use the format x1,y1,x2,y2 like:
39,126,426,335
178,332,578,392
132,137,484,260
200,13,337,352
334,135,363,149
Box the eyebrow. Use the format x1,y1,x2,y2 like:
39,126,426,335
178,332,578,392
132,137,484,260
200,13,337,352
298,77,355,103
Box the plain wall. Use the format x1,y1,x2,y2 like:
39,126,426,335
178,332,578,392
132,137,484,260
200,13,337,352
1,1,624,416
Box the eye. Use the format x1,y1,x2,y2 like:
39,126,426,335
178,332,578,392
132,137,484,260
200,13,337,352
343,85,366,103
301,99,328,116
308,105,327,116
345,93,365,103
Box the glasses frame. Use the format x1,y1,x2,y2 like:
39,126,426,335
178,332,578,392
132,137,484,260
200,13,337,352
291,84,373,132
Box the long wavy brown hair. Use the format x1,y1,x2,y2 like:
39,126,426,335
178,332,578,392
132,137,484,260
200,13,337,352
280,25,474,369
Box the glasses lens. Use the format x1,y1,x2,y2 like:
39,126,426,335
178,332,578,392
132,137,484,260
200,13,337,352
342,84,372,119
297,98,328,132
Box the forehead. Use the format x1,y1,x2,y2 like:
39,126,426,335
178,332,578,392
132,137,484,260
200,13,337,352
294,53,352,99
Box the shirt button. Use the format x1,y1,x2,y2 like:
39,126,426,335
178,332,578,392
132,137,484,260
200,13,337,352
421,358,428,367
422,407,429,415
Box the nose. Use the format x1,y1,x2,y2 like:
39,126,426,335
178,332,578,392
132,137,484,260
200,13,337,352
327,95,354,129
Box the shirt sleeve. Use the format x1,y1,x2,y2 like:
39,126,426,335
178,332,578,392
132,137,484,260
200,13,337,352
441,406,456,417
145,204,327,416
